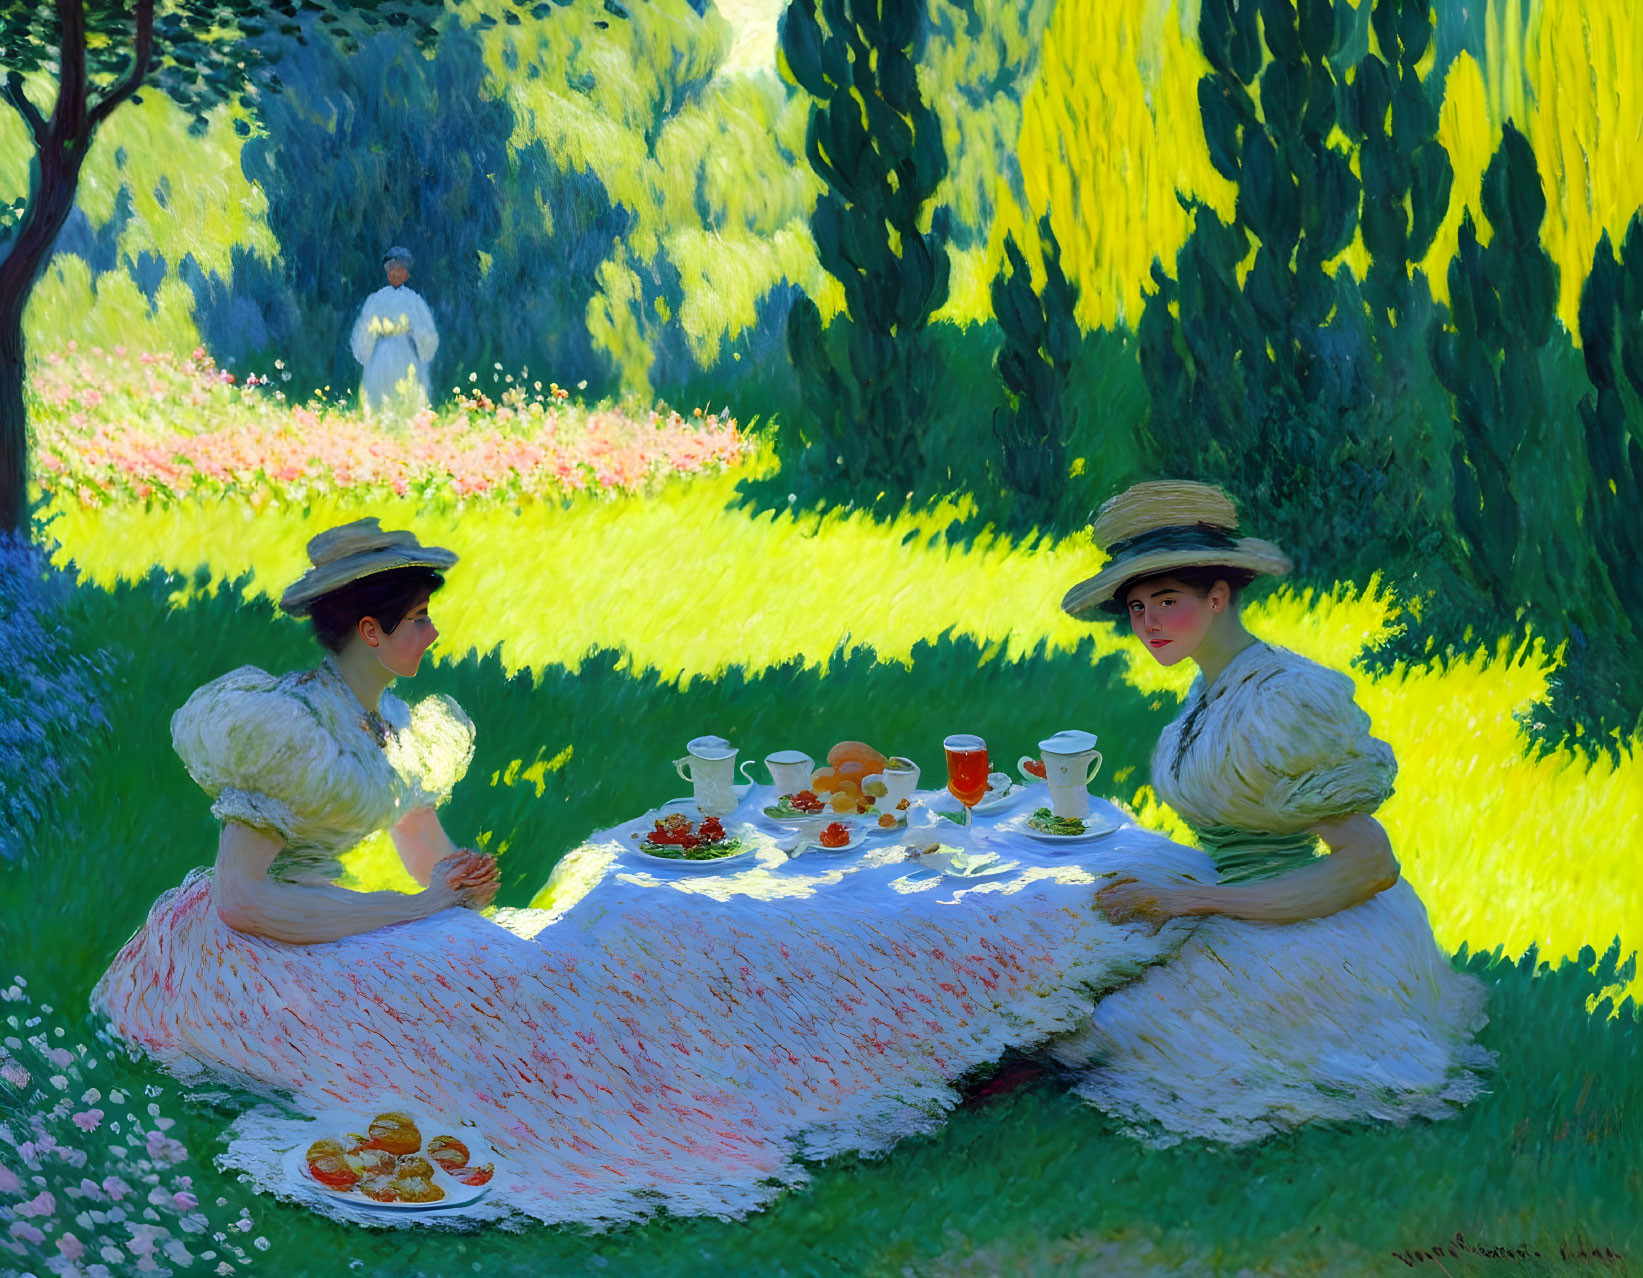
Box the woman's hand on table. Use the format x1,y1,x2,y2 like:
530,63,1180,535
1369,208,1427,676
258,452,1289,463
431,850,501,909
1095,877,1202,934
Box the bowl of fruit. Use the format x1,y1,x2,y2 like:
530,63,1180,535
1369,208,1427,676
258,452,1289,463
809,740,921,829
288,1109,496,1211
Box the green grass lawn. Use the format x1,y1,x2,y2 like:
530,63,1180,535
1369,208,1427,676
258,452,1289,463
4,493,1640,1277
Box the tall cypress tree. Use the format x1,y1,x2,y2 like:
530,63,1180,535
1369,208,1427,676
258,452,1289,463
781,0,951,495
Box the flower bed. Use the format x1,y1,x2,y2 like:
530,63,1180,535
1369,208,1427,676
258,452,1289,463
29,345,755,509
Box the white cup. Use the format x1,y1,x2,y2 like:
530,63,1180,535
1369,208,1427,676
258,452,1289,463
741,749,815,796
674,735,739,816
860,756,921,810
1019,730,1103,819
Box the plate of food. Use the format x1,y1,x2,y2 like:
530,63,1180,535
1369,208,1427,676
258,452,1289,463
867,796,915,831
286,1109,496,1212
791,819,866,854
761,789,830,823
998,806,1121,843
631,813,753,867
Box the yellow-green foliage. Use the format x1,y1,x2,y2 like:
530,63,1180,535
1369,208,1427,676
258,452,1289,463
1496,0,1643,332
981,0,1643,337
985,0,1237,329
1420,11,1643,332
24,258,200,354
466,0,831,374
0,86,269,352
40,480,1641,987
919,0,1055,246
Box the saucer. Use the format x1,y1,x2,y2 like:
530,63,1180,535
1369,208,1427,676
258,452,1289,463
997,809,1121,843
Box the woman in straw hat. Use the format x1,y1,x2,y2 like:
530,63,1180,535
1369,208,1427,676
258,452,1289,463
92,519,499,957
1052,480,1493,1145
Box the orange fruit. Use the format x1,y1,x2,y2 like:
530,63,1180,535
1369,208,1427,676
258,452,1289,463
396,1155,436,1181
358,1175,398,1203
360,1147,398,1176
829,792,857,813
827,741,887,772
836,761,871,782
365,1110,421,1156
810,767,842,793
390,1175,444,1203
306,1139,359,1190
454,1162,494,1186
427,1135,470,1171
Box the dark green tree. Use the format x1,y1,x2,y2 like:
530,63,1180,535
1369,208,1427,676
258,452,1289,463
1330,0,1462,584
780,0,952,496
990,212,1078,530
1343,0,1453,325
0,0,627,534
1138,0,1370,576
1431,123,1568,614
1575,216,1643,718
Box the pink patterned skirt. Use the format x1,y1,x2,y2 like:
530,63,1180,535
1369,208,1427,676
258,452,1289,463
94,865,1171,1226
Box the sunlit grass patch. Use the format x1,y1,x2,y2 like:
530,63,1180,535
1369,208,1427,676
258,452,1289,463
4,551,1638,1277
35,488,1642,997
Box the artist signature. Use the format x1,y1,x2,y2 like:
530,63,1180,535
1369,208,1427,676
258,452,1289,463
1392,1234,1626,1267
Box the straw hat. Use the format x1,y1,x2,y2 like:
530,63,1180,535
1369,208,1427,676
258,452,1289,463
1060,480,1291,619
280,518,457,618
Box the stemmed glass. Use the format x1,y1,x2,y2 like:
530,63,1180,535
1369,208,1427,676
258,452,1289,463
943,734,990,828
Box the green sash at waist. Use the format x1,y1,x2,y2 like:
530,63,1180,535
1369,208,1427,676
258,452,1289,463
1191,825,1320,884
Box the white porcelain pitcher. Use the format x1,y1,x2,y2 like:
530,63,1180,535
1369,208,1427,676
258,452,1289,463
1018,729,1103,819
674,735,739,816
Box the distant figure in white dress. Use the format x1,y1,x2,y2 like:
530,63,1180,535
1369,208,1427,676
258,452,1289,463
349,246,438,417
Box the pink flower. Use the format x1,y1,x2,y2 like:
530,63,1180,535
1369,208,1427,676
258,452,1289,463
16,1190,55,1218
0,1164,20,1194
8,1222,45,1245
58,1232,85,1261
173,1190,198,1210
72,1108,104,1131
102,1175,131,1200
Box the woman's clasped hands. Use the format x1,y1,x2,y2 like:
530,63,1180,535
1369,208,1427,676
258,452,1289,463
433,849,501,910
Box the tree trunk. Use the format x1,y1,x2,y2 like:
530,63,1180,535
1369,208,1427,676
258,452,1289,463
0,0,152,533
0,155,83,534
0,290,31,534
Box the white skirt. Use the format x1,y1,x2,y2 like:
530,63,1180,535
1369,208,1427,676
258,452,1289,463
1048,880,1496,1145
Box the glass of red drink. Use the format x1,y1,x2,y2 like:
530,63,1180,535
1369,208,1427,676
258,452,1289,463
943,734,990,825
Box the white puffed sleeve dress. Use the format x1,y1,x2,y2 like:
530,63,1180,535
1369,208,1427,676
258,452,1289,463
1054,641,1495,1145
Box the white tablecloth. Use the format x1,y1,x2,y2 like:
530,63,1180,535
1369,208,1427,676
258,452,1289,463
207,785,1221,1228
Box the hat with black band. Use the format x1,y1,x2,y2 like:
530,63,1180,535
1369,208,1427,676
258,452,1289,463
1060,481,1291,619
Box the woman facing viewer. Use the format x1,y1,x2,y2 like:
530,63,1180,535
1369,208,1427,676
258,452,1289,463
1056,480,1492,1144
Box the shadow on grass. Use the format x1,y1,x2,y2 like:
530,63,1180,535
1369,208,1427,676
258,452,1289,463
2,570,1639,1277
